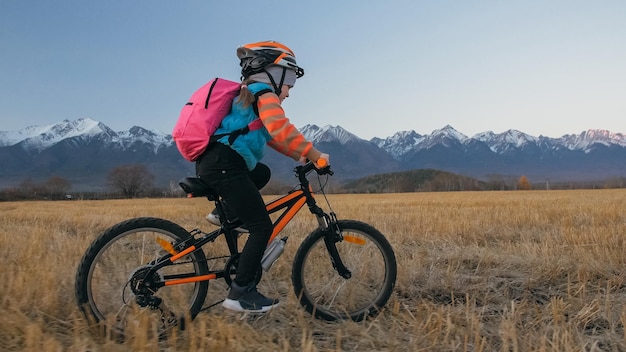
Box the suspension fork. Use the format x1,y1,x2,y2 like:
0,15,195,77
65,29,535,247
317,211,352,279
302,182,352,279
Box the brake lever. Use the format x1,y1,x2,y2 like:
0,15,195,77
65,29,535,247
317,165,334,176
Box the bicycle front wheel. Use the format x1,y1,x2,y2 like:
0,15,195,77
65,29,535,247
75,217,209,337
292,220,397,321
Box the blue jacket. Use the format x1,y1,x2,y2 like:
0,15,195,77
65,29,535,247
215,83,273,170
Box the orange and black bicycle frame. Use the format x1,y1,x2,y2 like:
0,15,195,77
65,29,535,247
146,163,351,289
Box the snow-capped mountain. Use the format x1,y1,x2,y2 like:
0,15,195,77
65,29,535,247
0,118,113,151
299,124,362,144
1,118,625,190
0,118,171,154
558,130,626,150
372,125,626,158
371,130,424,158
417,125,469,150
472,129,539,154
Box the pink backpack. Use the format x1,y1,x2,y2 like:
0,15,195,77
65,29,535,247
172,78,270,162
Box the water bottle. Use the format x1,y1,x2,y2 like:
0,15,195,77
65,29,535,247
261,237,287,272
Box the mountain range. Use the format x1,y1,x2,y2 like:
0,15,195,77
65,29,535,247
1,118,625,191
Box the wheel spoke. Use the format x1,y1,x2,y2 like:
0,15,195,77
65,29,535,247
76,218,210,338
292,220,397,321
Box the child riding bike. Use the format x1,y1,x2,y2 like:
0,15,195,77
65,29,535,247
195,41,329,313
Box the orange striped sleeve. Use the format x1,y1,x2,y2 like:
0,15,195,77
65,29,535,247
256,92,320,161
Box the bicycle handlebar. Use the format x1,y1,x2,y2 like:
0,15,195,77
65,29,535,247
296,160,334,178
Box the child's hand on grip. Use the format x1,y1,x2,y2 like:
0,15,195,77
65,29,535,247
315,153,330,168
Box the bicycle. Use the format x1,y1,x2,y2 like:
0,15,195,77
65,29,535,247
75,161,397,337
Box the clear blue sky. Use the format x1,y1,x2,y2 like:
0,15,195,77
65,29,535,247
1,0,625,139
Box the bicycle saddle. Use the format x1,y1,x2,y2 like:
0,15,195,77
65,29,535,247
178,177,218,200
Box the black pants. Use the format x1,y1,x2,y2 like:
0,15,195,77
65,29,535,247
196,144,272,286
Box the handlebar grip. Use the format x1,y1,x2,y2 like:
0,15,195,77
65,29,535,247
314,157,328,169
315,160,333,176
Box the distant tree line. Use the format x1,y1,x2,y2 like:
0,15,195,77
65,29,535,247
341,169,485,193
0,176,72,201
1,165,625,201
484,174,626,191
1,164,165,201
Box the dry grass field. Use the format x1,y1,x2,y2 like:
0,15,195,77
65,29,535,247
1,189,626,351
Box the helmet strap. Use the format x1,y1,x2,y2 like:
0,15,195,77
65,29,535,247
263,68,287,94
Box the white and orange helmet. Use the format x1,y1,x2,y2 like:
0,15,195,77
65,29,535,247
237,41,304,79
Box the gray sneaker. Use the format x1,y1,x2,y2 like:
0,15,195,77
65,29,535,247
222,281,280,313
205,209,221,226
206,208,248,233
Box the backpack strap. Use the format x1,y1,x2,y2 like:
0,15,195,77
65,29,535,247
252,88,273,116
210,88,274,144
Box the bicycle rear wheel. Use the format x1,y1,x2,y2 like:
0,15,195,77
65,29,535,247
75,217,209,337
292,220,397,321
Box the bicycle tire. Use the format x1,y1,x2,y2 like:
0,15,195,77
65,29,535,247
292,220,397,321
75,217,209,337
